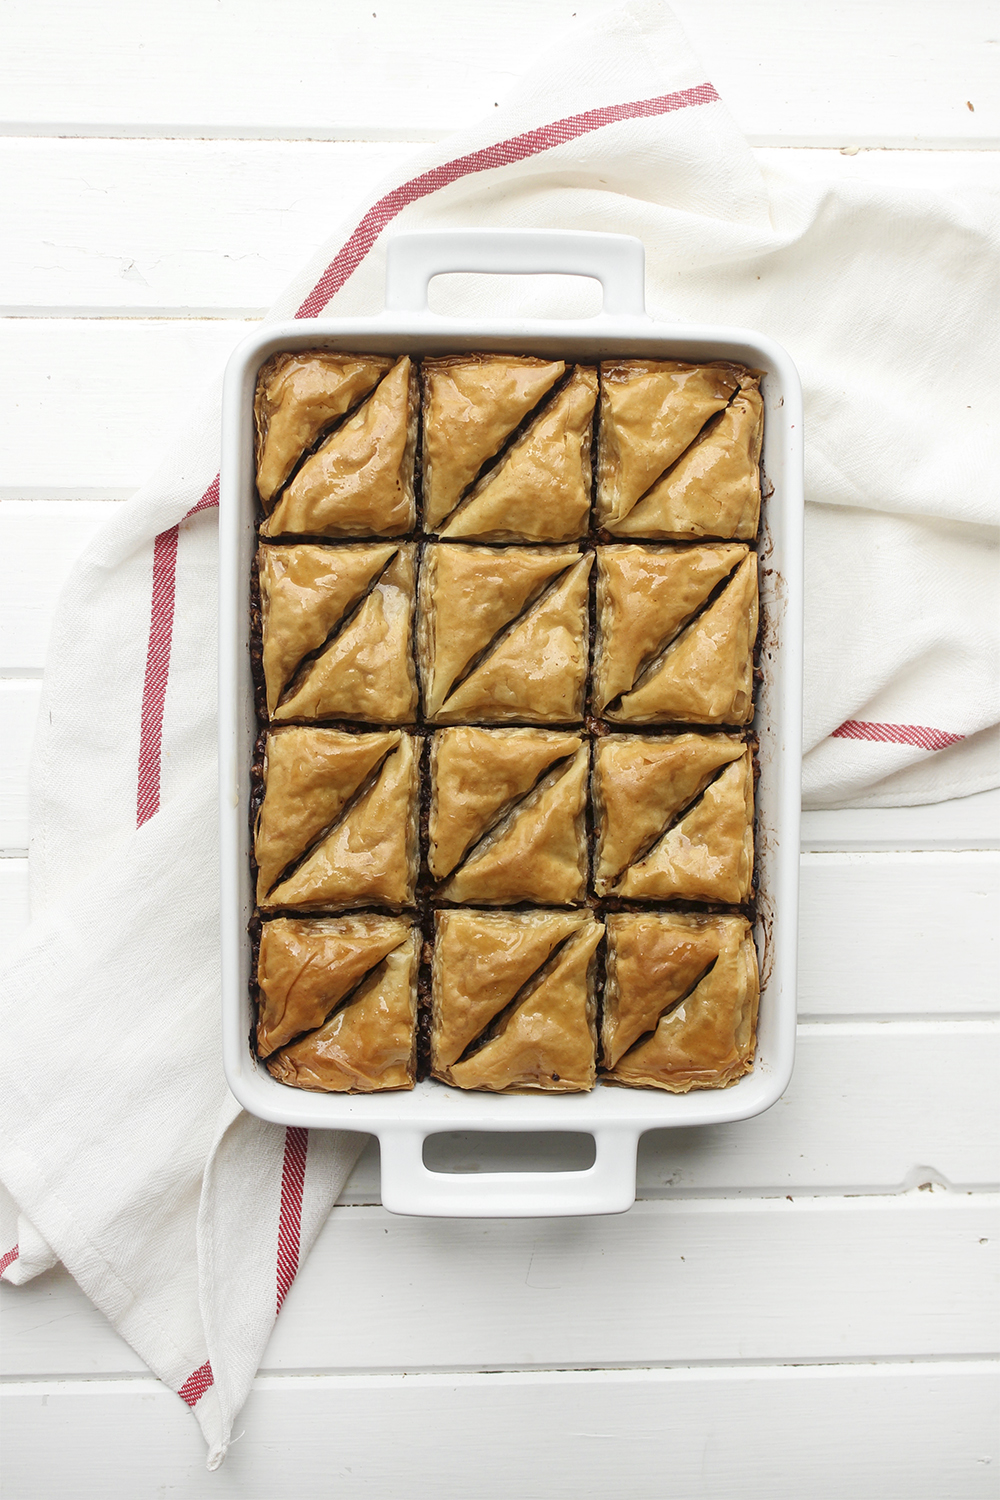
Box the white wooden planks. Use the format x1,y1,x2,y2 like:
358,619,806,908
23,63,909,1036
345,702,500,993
3,1194,996,1377
2,0,997,147
3,1363,996,1499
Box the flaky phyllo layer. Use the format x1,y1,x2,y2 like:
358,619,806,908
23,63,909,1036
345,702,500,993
249,351,766,1092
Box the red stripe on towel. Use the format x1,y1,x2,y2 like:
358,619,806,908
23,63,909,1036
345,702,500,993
136,525,180,827
276,1127,309,1315
832,720,965,752
135,85,719,815
178,1360,214,1407
0,1244,18,1276
296,84,720,318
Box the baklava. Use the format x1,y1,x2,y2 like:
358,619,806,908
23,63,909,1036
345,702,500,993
249,351,765,1095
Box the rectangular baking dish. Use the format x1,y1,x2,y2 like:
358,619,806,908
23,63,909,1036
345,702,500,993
219,229,803,1218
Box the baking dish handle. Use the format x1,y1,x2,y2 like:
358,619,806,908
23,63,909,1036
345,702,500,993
383,229,647,318
377,1125,639,1218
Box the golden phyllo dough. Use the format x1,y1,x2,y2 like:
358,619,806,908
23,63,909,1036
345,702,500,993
596,360,744,530
437,366,598,542
609,377,763,540
429,728,588,905
422,354,565,530
254,351,392,507
602,913,758,1090
593,734,753,903
419,544,591,723
431,909,603,1092
255,727,418,910
261,356,417,538
256,914,412,1057
259,543,417,724
267,922,418,1092
595,544,757,725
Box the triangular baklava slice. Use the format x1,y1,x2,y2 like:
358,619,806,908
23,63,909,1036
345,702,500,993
594,734,753,903
600,548,758,725
428,727,583,879
256,914,412,1057
259,543,416,723
610,376,763,540
267,925,418,1092
440,366,597,541
602,913,758,1091
255,728,418,911
419,545,591,724
422,354,565,530
432,732,588,905
597,361,742,528
594,542,748,713
431,910,603,1092
254,351,392,508
261,356,417,538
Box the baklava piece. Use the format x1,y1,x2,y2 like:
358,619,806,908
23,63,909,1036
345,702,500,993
595,544,757,725
260,356,417,538
593,734,753,903
602,913,758,1091
426,362,598,541
431,909,604,1092
258,542,417,724
429,728,588,905
254,351,392,508
255,727,418,911
264,918,418,1092
419,544,591,724
597,360,761,539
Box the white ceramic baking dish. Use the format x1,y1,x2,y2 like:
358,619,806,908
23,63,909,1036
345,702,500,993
219,229,803,1218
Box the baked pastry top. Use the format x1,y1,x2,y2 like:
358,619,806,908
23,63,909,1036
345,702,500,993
602,912,758,1090
249,349,766,1095
434,366,598,542
255,727,418,910
593,734,753,903
254,351,392,507
421,354,566,531
259,542,417,724
597,360,761,539
261,356,417,538
418,545,592,723
431,909,603,1092
266,920,418,1092
595,543,757,725
430,727,588,905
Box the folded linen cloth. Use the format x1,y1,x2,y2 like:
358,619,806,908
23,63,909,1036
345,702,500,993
2,0,997,1467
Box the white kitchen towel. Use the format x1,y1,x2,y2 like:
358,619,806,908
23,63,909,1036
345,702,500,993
2,0,998,1469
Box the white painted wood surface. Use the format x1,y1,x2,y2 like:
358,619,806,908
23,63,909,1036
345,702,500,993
1,2,997,1492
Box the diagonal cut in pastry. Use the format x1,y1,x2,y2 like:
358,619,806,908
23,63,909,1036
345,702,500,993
267,927,418,1092
601,549,758,725
602,913,758,1090
593,734,753,902
421,354,566,529
256,914,412,1057
254,350,393,507
594,542,749,712
428,727,583,877
437,737,589,906
597,360,742,528
260,543,417,724
609,377,763,540
439,366,598,541
261,356,417,538
255,728,418,910
258,542,416,721
419,544,592,724
431,909,603,1092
